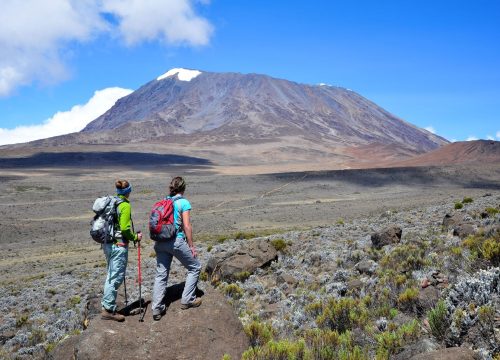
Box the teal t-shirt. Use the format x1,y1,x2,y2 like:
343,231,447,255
169,196,192,239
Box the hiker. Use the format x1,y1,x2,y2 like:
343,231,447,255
101,179,142,322
152,176,202,320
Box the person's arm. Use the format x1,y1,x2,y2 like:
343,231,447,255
181,210,196,257
118,203,141,242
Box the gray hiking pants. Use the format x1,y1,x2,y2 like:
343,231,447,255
152,237,201,315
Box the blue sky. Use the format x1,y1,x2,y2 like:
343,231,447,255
0,0,499,145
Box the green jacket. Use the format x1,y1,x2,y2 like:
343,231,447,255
115,195,139,243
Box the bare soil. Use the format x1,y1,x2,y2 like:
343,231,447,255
1,164,499,286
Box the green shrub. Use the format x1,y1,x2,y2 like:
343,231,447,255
234,231,257,240
242,339,307,360
16,314,29,327
221,354,232,360
462,197,473,204
244,320,274,347
316,297,369,333
68,295,81,307
485,207,499,216
271,239,287,252
463,232,500,265
234,271,251,282
336,219,345,226
199,271,208,282
207,245,213,252
478,305,495,329
454,202,463,209
427,300,449,341
397,287,419,312
483,238,500,265
450,247,462,256
223,283,244,299
375,320,420,358
29,328,47,346
380,244,427,273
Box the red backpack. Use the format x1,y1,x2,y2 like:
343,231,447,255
149,196,180,241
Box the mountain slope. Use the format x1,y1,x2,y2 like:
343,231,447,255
82,69,447,153
392,140,500,166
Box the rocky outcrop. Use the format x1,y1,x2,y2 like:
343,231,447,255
205,238,278,283
409,347,480,360
50,286,249,360
442,213,476,239
355,259,379,275
371,226,402,249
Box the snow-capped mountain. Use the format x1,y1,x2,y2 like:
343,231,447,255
82,69,447,154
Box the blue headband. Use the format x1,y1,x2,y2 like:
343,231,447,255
116,184,132,195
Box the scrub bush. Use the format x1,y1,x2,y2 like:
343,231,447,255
427,300,449,341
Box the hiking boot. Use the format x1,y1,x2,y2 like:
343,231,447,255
152,305,167,321
180,297,202,310
101,308,125,322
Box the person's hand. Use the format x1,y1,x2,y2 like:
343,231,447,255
137,231,143,242
190,245,197,258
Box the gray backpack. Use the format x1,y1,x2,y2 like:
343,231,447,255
90,196,123,244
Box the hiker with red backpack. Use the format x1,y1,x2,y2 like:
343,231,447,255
151,176,202,321
100,179,143,322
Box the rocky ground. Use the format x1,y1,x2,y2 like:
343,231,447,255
207,193,500,359
0,165,499,359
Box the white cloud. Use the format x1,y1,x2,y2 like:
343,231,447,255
486,135,494,140
466,136,478,141
424,126,436,134
103,0,214,46
497,131,500,140
0,0,212,96
0,87,132,145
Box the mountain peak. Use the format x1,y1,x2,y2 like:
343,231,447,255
157,68,202,82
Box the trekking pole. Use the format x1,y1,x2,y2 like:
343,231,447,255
124,274,128,307
137,232,145,322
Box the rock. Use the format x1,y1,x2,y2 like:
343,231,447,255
417,286,440,312
442,213,476,239
355,259,378,275
51,286,249,360
347,279,364,294
0,330,15,345
453,223,475,238
443,213,464,228
409,347,480,360
371,226,402,249
205,239,278,282
276,274,298,287
393,338,440,360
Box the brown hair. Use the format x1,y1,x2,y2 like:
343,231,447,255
115,179,130,189
169,176,186,196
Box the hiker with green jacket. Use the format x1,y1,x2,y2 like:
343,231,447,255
101,179,142,322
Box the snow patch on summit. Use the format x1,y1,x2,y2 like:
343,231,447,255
157,68,202,82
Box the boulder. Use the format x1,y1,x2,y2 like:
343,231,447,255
393,338,440,360
50,286,249,360
205,239,278,283
442,213,464,228
409,347,479,360
442,214,476,239
355,259,379,275
276,273,298,287
371,226,402,249
417,286,440,312
453,223,475,239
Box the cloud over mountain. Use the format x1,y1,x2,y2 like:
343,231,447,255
0,0,213,96
0,87,132,145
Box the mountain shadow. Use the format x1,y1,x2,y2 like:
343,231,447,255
0,152,212,169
